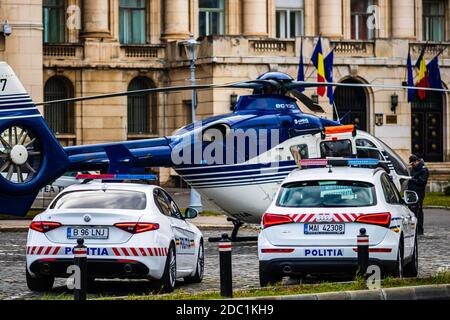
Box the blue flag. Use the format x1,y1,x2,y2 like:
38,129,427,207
296,38,305,92
324,49,334,104
427,56,443,92
407,48,414,102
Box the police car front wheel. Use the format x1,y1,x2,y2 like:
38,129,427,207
184,240,204,284
26,268,54,292
156,243,176,293
403,234,418,278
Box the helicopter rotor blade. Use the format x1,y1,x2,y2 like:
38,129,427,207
35,81,262,106
288,90,325,113
284,81,450,93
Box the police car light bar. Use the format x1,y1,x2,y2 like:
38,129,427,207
299,158,380,168
76,174,157,180
324,124,355,135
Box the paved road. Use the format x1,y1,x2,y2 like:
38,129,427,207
1,209,449,299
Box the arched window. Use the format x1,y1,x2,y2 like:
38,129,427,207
127,77,157,134
334,78,369,131
44,76,75,134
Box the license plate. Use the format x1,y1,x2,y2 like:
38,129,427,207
67,227,109,239
304,223,345,235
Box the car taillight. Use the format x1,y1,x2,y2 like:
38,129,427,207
263,213,294,229
355,212,391,228
30,221,62,233
114,222,159,234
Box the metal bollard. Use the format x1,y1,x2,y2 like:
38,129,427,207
357,228,369,277
74,238,87,301
218,233,233,298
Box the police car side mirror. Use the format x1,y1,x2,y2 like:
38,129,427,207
404,190,419,205
184,207,198,219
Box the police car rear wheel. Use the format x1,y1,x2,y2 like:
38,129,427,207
404,233,418,277
26,268,54,292
390,240,404,278
184,240,204,284
259,263,281,287
157,244,176,293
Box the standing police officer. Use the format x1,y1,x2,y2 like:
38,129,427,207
407,154,429,235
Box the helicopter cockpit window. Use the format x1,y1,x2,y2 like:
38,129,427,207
356,139,384,160
235,95,301,112
320,140,353,158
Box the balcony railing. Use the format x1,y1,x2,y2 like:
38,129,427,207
330,40,375,57
43,43,83,59
249,39,295,56
121,44,165,59
409,42,450,59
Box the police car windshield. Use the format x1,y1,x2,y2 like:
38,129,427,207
277,180,376,208
51,190,147,210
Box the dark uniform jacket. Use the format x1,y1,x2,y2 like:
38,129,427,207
407,160,429,195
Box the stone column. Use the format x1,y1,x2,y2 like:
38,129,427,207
81,0,110,37
318,0,343,38
227,0,241,35
242,0,268,37
162,0,190,40
391,0,416,39
304,0,317,36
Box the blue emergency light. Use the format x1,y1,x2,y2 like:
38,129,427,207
299,158,380,168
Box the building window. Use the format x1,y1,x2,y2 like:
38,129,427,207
44,77,74,134
127,77,157,134
351,0,374,40
423,0,445,41
275,0,304,39
119,0,146,44
43,0,66,43
199,0,225,36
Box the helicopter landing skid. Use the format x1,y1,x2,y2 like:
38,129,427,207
208,218,258,243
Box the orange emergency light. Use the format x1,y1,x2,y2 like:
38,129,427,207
324,124,355,135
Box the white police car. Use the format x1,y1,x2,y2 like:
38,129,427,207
26,177,204,293
258,159,419,287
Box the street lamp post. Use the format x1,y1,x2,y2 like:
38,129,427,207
182,33,202,212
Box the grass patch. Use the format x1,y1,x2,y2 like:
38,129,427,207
119,272,450,300
36,272,450,300
0,209,42,220
424,192,450,207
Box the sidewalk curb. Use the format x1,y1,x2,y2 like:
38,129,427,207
423,206,450,210
242,284,450,300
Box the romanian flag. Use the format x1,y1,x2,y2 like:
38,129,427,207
415,47,429,100
311,36,326,96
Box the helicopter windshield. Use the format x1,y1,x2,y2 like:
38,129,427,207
234,94,301,112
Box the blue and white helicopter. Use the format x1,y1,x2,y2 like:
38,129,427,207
0,61,447,238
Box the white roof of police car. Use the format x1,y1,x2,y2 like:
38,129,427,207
60,182,159,193
284,167,381,184
47,183,161,212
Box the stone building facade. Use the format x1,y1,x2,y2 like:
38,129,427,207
0,0,449,183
